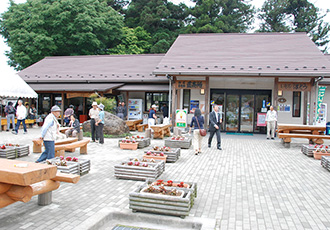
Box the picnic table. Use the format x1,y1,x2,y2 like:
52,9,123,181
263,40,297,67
0,158,79,208
1,118,35,130
150,124,172,139
125,119,143,131
277,123,329,146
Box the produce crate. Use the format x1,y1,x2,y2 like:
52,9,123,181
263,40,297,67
164,138,192,149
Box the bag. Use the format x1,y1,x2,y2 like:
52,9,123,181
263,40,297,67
195,116,207,136
8,106,15,114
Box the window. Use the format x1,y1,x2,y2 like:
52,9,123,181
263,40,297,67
293,91,301,117
183,89,190,110
145,92,169,111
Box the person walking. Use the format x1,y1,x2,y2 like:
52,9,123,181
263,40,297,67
5,102,15,132
13,99,27,135
208,104,222,150
189,108,205,155
266,105,277,140
65,114,80,138
89,101,99,142
96,104,105,144
36,105,61,163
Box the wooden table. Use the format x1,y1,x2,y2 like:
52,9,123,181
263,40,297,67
150,124,172,139
125,119,143,131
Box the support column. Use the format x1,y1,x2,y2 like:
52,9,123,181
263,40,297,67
205,77,210,128
303,90,308,125
310,78,316,125
274,77,279,109
171,77,177,128
60,93,64,126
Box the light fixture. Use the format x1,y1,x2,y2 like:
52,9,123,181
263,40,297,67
278,90,283,97
200,88,205,95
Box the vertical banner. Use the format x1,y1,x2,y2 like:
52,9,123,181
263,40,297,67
175,109,187,128
316,86,327,122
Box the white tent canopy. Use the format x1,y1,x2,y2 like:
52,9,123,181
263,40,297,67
0,73,37,98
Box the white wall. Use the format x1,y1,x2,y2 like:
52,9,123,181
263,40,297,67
209,77,274,90
322,86,330,123
277,91,304,124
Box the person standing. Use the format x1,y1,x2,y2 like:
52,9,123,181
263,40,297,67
5,102,15,132
24,102,29,119
148,104,158,128
36,105,61,163
29,104,37,119
161,104,169,118
65,114,80,138
208,104,222,150
266,105,277,140
89,101,99,142
96,104,105,144
189,108,204,155
13,100,27,135
116,102,124,119
121,102,127,120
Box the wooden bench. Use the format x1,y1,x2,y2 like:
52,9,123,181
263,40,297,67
137,123,148,132
150,124,172,139
0,159,80,208
278,133,330,147
1,118,35,131
32,137,78,153
55,139,90,157
126,119,143,131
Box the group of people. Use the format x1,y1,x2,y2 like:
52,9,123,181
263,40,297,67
89,102,105,144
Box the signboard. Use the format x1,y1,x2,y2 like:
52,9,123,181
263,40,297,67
190,100,199,113
176,81,206,89
175,109,187,128
316,86,327,122
257,113,267,126
278,82,311,91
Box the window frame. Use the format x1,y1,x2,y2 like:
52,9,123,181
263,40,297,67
292,91,301,117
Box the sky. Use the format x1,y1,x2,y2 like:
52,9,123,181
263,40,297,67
0,0,330,77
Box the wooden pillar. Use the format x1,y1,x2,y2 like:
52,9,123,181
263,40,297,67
60,93,64,126
310,78,315,125
126,91,129,119
171,77,177,128
205,77,210,128
83,97,86,115
274,77,279,109
176,89,181,110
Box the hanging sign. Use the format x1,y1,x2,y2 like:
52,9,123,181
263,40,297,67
278,82,311,91
316,86,327,122
176,81,206,89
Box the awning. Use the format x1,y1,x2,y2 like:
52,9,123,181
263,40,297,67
116,84,169,91
28,83,124,92
0,73,38,98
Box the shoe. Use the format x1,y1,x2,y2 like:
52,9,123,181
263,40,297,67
12,131,17,135
35,161,39,163
195,152,198,155
267,138,270,140
208,144,211,148
24,132,27,134
6,129,9,132
218,147,222,150
271,138,274,140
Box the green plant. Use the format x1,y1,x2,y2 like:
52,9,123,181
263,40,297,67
90,95,117,114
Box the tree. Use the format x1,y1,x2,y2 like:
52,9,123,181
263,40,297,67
106,0,129,13
184,0,255,33
258,0,330,52
0,0,124,70
90,94,116,114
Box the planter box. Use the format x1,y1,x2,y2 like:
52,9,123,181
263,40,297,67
301,144,323,157
164,138,192,149
16,145,30,158
144,148,181,163
42,157,80,175
145,180,197,199
321,156,330,171
129,158,166,174
0,146,17,159
313,151,330,160
129,185,194,218
118,138,150,149
120,142,138,150
114,161,164,181
77,158,91,176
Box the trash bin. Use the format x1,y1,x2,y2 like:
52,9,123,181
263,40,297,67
326,122,330,135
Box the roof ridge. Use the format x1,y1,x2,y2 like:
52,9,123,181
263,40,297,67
178,32,307,37
44,54,165,59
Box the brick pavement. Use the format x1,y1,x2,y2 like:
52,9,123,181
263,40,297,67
1,128,330,229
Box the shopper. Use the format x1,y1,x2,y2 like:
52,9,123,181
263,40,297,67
208,104,222,150
36,105,61,163
266,105,277,140
89,101,99,142
13,100,27,135
5,102,15,132
189,108,205,155
96,104,105,144
65,114,80,138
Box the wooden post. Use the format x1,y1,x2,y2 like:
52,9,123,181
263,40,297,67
310,78,316,125
274,77,279,109
303,91,308,125
205,77,210,128
171,77,177,129
61,93,64,126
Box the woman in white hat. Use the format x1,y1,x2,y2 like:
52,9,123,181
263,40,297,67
36,105,61,162
148,104,158,128
89,101,99,142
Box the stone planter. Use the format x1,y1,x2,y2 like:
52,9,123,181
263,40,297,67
16,145,30,158
0,145,17,159
143,154,167,162
118,138,150,149
321,156,330,171
120,142,138,150
129,185,194,218
313,150,330,160
114,160,164,181
144,148,181,163
164,138,192,149
42,157,80,175
301,144,323,157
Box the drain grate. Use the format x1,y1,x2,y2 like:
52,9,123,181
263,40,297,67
112,225,159,230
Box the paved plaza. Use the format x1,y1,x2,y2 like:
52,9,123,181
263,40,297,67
1,127,330,230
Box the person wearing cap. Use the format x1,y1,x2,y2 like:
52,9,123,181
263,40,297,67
36,105,61,163
13,99,27,135
65,114,80,138
96,104,105,144
89,101,99,142
64,105,74,127
148,104,158,128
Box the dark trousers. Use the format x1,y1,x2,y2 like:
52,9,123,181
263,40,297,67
97,123,104,144
15,119,27,133
208,129,221,148
91,119,98,141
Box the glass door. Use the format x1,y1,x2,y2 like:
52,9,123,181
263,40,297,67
226,94,239,131
240,95,254,132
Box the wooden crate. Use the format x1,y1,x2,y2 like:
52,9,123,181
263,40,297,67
144,148,181,163
164,138,192,149
114,161,164,181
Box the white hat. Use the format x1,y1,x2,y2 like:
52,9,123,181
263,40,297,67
92,102,98,106
51,105,61,112
152,104,158,108
98,104,104,110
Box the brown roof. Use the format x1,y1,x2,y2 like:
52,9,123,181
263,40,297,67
19,54,167,83
28,83,123,92
153,33,330,77
116,84,169,91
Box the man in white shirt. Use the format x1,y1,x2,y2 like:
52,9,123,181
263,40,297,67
89,101,99,142
13,100,27,135
265,105,277,140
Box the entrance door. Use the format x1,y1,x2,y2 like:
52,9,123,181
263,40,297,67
240,94,254,132
226,94,239,131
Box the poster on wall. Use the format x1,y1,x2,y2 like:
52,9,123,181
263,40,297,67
316,86,327,123
190,100,199,113
176,109,187,128
278,104,291,112
257,113,267,126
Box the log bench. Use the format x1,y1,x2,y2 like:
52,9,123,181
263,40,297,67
126,119,143,131
55,139,90,157
150,124,172,139
0,159,80,208
137,124,148,132
278,133,330,147
32,137,78,153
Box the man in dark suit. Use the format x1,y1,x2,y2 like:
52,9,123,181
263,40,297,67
208,104,222,150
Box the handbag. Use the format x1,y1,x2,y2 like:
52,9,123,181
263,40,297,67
195,116,207,136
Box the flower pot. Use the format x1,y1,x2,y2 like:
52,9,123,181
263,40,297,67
120,142,138,150
313,150,330,160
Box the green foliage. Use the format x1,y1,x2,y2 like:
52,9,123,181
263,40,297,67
91,96,117,114
83,131,132,138
0,0,124,70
